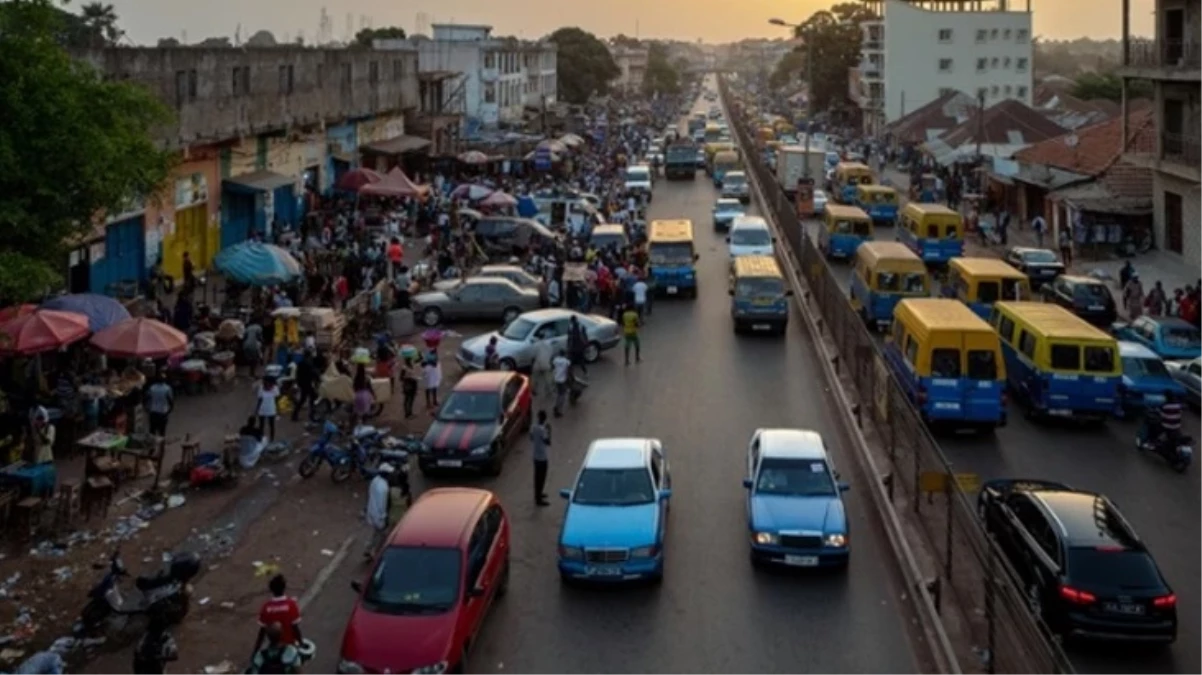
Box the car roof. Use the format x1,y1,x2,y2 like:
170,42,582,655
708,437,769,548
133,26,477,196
757,428,828,460
390,488,491,548
463,276,518,288
731,215,768,229
455,371,513,392
716,198,742,206
1027,489,1137,549
479,264,526,274
1118,340,1161,359
1059,274,1105,286
517,307,580,323
582,438,656,469
1011,246,1055,256
1150,316,1194,329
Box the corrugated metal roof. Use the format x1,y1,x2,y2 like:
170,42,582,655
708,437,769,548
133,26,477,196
937,99,1067,149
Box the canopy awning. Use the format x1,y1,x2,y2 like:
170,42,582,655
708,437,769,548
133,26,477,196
223,170,296,193
1050,181,1153,216
361,135,432,156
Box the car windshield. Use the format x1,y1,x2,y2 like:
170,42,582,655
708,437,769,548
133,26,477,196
650,242,694,265
437,391,501,422
1122,356,1170,379
735,277,786,300
625,169,650,182
1164,325,1202,349
731,229,771,246
591,233,626,250
1071,282,1111,301
500,318,537,340
362,546,461,615
1066,548,1163,588
572,468,656,506
716,202,742,213
1021,249,1059,264
755,457,837,497
724,174,747,186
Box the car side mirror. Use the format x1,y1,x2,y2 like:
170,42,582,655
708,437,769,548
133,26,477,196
659,489,672,501
559,488,572,500
742,478,753,489
838,482,851,492
350,580,363,593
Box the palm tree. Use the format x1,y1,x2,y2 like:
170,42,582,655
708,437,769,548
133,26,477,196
79,2,121,46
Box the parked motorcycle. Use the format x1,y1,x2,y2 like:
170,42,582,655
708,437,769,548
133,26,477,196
297,421,350,480
74,550,201,642
1136,433,1194,473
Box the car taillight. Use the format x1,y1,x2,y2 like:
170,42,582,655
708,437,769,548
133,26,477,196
1059,585,1097,604
1153,594,1177,608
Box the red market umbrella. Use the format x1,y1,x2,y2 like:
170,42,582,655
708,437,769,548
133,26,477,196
0,304,37,325
0,310,90,355
335,168,382,192
90,318,188,359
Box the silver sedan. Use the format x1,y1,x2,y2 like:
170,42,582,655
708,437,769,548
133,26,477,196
434,265,545,295
413,277,542,327
456,308,623,371
1166,357,1202,409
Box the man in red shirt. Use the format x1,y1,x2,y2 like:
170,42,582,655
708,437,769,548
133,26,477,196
251,575,303,661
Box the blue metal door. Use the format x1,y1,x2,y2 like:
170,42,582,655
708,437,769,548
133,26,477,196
272,184,298,230
221,191,256,250
90,215,145,296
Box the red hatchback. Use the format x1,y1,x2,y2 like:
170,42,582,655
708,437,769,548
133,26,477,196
339,488,510,674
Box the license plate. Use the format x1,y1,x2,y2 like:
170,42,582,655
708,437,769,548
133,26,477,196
436,460,463,468
1088,305,1104,311
753,323,771,331
667,286,678,294
783,555,819,567
1104,602,1145,616
1048,409,1072,417
585,566,622,576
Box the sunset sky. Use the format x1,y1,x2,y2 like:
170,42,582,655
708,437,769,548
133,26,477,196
104,0,1155,46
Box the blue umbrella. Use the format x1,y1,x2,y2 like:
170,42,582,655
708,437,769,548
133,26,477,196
214,242,302,287
41,294,131,332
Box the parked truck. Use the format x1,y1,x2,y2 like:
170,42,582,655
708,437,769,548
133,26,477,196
775,145,827,197
665,141,699,180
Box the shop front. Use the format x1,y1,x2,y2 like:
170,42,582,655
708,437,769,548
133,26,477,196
160,171,215,280
326,123,358,192
220,171,298,248
88,208,147,297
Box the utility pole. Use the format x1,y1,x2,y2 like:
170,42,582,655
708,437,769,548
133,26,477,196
802,28,813,177
975,88,986,190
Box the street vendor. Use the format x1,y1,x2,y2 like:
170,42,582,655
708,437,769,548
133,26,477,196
29,406,55,465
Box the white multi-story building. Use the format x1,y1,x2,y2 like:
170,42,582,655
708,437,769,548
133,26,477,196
1119,0,1200,268
609,44,649,94
857,0,1034,135
396,24,556,131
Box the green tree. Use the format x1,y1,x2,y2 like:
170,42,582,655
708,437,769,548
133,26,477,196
0,0,176,302
1071,71,1151,102
787,2,876,111
642,42,681,96
769,50,806,89
354,26,407,47
547,27,620,104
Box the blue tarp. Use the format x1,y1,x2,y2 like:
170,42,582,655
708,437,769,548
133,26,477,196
213,242,302,287
41,294,131,332
516,196,538,219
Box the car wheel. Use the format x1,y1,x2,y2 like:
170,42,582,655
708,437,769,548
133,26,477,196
452,647,468,674
501,306,521,324
421,307,443,327
583,342,601,363
499,357,517,371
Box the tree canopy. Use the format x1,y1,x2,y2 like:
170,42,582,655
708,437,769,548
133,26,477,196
642,42,681,96
354,26,407,47
1071,72,1151,102
769,50,806,90
0,0,176,302
785,2,876,111
548,27,620,104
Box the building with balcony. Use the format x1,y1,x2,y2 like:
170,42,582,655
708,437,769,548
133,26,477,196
405,24,556,133
609,43,649,94
1120,0,1201,268
70,45,420,290
855,0,1034,136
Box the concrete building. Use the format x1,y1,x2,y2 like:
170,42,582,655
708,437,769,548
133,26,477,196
1119,0,1201,268
71,46,421,283
405,24,556,133
609,44,649,94
857,0,1034,136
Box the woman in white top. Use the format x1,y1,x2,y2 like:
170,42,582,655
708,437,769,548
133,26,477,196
255,377,281,442
422,355,442,409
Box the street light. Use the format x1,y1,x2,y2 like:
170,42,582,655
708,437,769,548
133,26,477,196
767,17,814,177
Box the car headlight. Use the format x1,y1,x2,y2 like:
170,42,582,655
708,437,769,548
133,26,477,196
468,444,492,457
412,662,449,674
825,534,848,548
559,545,584,560
753,532,778,545
630,544,660,558
338,660,364,674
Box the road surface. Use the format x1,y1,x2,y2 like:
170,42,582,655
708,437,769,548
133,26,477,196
299,107,921,674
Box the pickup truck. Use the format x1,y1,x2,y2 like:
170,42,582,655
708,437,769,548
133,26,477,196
665,143,699,180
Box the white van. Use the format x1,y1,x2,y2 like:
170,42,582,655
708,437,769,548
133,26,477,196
624,164,654,201
726,216,775,258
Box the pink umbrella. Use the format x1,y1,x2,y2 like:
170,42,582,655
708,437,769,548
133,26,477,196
0,310,90,355
479,191,517,208
90,318,188,359
334,168,382,192
450,184,494,201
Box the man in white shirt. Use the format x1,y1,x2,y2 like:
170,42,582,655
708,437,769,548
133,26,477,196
632,277,649,322
551,350,572,418
364,463,395,558
531,332,555,398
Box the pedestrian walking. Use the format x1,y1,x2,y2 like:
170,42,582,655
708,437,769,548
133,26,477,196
132,617,178,674
422,353,442,409
1031,214,1046,248
622,304,642,365
145,374,174,438
531,333,554,399
364,463,395,558
255,376,281,443
530,411,551,506
552,349,572,418
399,356,419,419
1058,226,1073,267
291,352,318,422
633,274,649,322
243,320,264,378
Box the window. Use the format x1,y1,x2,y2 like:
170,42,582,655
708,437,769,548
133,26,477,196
1018,331,1036,359
277,64,294,95
649,454,662,487
991,85,1000,95
937,28,953,42
999,317,1017,343
1016,57,1029,71
938,58,953,72
1003,28,1012,39
1049,344,1081,370
483,83,496,104
1016,29,1029,43
500,378,521,409
393,59,405,81
904,335,919,364
931,349,962,378
484,52,496,69
991,57,999,67
977,281,1001,303
1004,85,1012,96
976,57,988,72
990,28,999,38
368,61,379,83
1084,346,1116,373
1003,57,1011,68
976,28,987,43
231,66,251,96
174,69,196,105
967,350,998,380
466,519,489,585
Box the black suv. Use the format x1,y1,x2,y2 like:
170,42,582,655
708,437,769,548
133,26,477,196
1004,246,1065,290
978,479,1177,644
1040,274,1118,327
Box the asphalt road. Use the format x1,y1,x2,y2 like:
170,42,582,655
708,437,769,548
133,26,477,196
810,218,1202,675
299,109,921,674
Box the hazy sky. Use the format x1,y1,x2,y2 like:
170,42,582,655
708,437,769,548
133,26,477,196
104,0,1155,46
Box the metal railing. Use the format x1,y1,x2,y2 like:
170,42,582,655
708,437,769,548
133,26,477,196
1126,38,1202,70
719,78,1074,675
1162,131,1202,165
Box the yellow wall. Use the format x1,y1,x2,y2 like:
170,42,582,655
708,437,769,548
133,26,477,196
146,149,221,278
227,134,326,187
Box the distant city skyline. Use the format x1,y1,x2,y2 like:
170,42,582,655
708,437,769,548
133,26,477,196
102,0,1155,46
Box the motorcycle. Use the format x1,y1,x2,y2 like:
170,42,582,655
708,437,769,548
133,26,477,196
336,427,416,496
74,550,201,642
297,421,351,481
1136,433,1194,473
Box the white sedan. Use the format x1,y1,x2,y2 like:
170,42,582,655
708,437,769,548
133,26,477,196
813,189,828,216
456,308,622,371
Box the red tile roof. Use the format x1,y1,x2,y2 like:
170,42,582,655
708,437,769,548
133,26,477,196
1014,109,1155,177
886,91,975,144
938,99,1068,148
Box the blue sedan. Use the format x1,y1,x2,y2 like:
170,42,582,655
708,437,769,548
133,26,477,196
744,429,849,570
1117,341,1188,417
1113,316,1202,361
712,198,746,230
558,438,671,584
